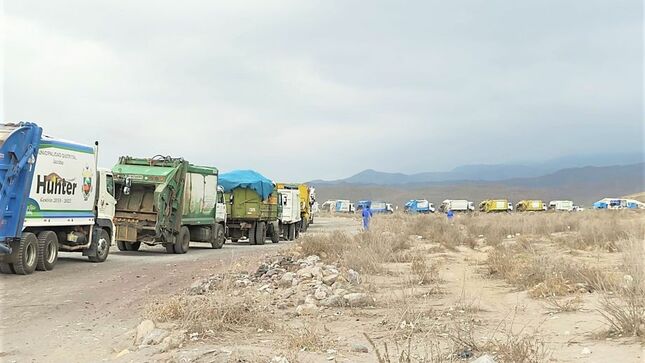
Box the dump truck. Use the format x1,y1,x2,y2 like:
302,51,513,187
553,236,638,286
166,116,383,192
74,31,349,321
516,200,546,212
112,156,226,254
276,184,301,241
220,170,280,245
479,199,512,213
404,199,434,214
549,200,574,211
0,122,116,275
440,200,475,213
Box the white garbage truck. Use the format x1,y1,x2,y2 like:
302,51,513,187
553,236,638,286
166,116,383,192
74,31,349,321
277,185,301,241
440,200,475,213
0,122,116,275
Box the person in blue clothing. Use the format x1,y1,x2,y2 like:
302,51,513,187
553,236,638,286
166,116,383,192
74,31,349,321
446,209,454,221
362,205,373,231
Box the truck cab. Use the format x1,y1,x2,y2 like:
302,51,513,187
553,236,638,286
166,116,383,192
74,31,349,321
278,187,301,241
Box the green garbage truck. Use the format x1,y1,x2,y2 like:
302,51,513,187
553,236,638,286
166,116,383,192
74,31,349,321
220,170,280,245
112,156,226,254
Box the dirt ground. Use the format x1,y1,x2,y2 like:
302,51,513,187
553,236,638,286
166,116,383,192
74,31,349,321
0,217,360,363
1,214,643,363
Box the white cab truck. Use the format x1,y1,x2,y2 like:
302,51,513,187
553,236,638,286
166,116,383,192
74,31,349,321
440,200,475,212
549,200,574,212
278,187,301,241
0,123,116,275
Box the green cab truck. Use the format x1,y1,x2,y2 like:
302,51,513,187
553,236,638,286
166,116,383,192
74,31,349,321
112,156,226,254
220,170,280,245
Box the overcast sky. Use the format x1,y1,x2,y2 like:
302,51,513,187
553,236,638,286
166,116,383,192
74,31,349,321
2,1,643,181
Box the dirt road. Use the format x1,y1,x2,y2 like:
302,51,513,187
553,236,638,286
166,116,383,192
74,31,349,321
0,217,360,363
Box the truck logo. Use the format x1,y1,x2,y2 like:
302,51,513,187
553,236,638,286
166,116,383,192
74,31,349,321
36,173,78,196
81,166,93,201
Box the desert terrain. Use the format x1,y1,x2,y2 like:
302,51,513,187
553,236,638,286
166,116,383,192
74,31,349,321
4,211,641,362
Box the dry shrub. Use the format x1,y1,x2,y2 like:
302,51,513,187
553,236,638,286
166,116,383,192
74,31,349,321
544,296,583,313
146,293,275,334
411,256,438,285
365,333,454,363
598,239,645,338
285,324,332,352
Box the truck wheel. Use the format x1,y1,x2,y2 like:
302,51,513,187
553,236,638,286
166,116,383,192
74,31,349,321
248,223,257,245
88,228,110,263
125,242,141,251
288,223,296,241
13,233,38,275
0,263,15,274
294,224,300,239
165,244,175,254
255,221,266,245
211,225,225,249
117,241,127,251
174,226,190,254
270,223,279,244
36,231,58,271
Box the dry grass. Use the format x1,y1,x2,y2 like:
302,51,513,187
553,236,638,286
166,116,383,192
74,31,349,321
544,296,583,313
411,256,439,285
597,239,645,338
285,323,332,352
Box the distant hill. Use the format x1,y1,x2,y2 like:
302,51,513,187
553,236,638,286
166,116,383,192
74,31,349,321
312,163,644,208
312,152,643,185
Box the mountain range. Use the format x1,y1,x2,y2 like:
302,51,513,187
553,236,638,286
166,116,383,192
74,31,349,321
309,152,644,207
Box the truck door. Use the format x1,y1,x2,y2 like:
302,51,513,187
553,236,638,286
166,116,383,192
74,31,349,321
97,170,117,221
215,188,226,222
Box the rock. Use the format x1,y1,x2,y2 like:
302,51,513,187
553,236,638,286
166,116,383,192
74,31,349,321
255,263,270,277
160,330,186,352
189,279,209,295
305,294,318,305
115,349,130,358
333,288,348,298
350,343,369,353
297,267,314,279
257,284,272,292
305,255,320,265
279,272,295,287
581,347,592,355
319,294,345,307
271,356,290,363
141,328,170,346
472,354,496,363
282,288,296,299
296,304,319,316
322,274,338,285
347,269,361,285
135,320,155,345
314,285,332,300
234,278,252,288
344,293,373,307
310,266,324,280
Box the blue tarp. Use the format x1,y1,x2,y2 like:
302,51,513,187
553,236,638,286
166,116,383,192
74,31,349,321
219,170,274,200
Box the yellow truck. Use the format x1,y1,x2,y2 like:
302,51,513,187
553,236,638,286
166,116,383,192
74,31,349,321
276,183,316,232
479,199,512,213
515,200,546,212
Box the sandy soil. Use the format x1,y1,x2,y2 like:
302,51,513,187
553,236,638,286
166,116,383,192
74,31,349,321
0,217,360,363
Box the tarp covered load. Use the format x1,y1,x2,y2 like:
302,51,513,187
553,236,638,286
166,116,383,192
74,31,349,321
219,170,274,200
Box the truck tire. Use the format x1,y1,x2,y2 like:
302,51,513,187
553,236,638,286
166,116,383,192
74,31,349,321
211,225,225,249
165,244,175,254
117,241,127,251
0,263,14,274
255,221,266,245
288,224,296,241
13,233,38,275
248,223,257,245
125,242,141,251
270,222,279,244
174,226,190,254
294,224,300,239
36,231,58,271
88,228,110,263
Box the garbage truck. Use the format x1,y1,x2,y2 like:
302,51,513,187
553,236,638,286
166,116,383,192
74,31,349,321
275,183,301,241
0,122,116,275
112,156,226,254
440,200,475,213
549,200,574,211
479,199,512,213
404,199,435,213
220,170,280,245
515,200,546,212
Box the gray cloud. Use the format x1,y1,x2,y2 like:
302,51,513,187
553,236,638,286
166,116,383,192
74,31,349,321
4,0,642,181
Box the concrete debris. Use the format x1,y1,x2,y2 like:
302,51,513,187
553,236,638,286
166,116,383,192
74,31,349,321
472,354,496,363
135,320,155,345
350,343,369,353
140,328,169,346
344,293,374,307
347,269,361,285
